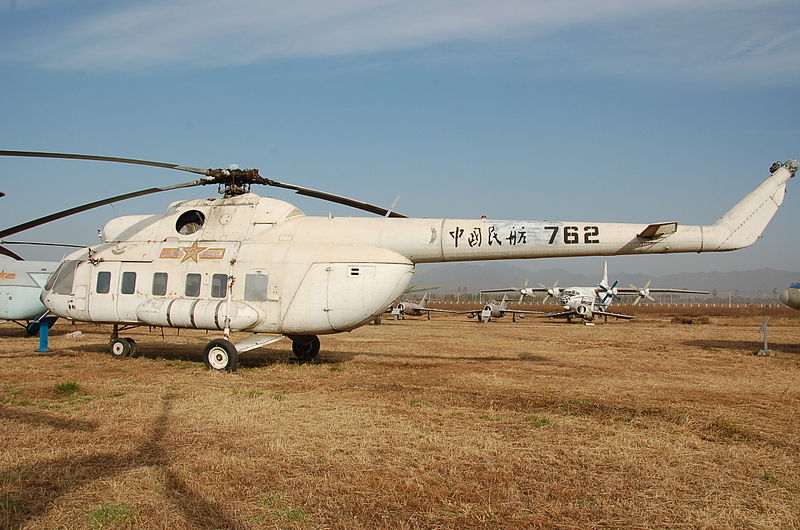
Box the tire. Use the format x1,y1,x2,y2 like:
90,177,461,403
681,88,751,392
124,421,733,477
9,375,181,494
291,336,320,363
109,338,132,359
124,337,139,358
204,339,239,372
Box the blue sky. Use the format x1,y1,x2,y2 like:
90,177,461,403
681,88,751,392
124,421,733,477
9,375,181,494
1,0,798,275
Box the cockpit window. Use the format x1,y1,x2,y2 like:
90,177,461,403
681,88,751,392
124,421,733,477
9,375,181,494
47,260,80,295
176,210,205,235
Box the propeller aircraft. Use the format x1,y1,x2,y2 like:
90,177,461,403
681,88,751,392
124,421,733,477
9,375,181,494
483,261,710,322
0,151,795,370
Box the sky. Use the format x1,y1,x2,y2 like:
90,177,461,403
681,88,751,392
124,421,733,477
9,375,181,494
1,0,799,276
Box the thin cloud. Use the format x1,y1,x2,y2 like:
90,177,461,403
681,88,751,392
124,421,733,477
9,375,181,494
2,0,798,83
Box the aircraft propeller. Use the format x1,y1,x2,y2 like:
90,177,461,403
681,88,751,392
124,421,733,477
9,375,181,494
518,279,529,302
598,280,621,305
538,281,560,303
0,150,408,246
630,281,655,305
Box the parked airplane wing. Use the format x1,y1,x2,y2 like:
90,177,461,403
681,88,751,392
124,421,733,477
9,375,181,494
592,310,635,320
616,288,710,295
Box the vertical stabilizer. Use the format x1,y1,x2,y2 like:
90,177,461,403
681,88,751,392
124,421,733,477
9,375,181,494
705,160,796,251
600,260,609,287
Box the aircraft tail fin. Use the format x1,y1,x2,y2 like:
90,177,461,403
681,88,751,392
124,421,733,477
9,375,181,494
600,260,608,287
419,292,428,308
706,160,796,251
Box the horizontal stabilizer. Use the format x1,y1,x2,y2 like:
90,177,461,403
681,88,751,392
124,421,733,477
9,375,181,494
638,222,678,239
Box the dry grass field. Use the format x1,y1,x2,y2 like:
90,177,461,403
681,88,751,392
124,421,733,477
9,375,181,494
1,308,799,528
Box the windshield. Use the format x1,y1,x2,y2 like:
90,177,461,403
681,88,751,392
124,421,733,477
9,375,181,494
45,260,80,295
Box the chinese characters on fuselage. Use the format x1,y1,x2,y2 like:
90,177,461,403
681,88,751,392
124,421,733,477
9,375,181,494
449,225,600,247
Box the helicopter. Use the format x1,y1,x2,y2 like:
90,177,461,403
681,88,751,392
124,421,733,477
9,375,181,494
0,151,795,371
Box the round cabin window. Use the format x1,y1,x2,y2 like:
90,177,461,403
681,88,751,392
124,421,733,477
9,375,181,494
176,210,205,235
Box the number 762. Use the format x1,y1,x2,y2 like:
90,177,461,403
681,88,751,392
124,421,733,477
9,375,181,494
544,226,600,244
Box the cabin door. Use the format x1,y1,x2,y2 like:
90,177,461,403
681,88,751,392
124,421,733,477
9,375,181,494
87,263,120,323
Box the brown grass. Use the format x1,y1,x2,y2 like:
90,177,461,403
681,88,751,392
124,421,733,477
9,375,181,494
1,310,799,528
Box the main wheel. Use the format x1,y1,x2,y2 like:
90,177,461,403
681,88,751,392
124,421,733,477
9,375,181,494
291,336,320,363
124,337,139,358
109,338,132,359
204,339,239,372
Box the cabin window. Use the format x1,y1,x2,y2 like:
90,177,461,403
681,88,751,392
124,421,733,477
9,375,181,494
211,274,228,298
121,272,137,294
176,210,205,235
152,272,168,296
96,271,111,294
49,260,79,295
185,273,201,297
244,273,268,301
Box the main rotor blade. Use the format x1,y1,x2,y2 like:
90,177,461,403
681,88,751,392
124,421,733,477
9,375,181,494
0,180,203,239
1,240,85,248
265,179,407,218
1,150,407,218
0,150,211,176
0,246,23,260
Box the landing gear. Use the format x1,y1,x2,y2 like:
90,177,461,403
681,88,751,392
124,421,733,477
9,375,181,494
108,324,139,359
126,338,139,358
291,335,320,363
109,337,133,359
204,338,239,372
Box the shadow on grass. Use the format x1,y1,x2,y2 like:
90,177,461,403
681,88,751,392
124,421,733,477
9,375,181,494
355,351,550,362
0,325,110,339
68,340,356,369
0,405,97,431
1,395,241,528
684,339,800,355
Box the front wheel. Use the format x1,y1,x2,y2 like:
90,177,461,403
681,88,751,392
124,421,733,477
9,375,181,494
204,339,239,372
291,336,320,363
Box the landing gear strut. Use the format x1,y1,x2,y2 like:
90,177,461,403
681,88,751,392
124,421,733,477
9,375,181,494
290,335,320,363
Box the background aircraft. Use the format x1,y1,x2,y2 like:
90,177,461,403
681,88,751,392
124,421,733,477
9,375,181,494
465,294,545,322
391,292,459,319
780,283,800,310
0,255,58,334
483,261,710,322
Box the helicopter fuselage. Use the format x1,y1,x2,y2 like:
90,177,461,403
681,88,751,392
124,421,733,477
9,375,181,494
40,161,794,338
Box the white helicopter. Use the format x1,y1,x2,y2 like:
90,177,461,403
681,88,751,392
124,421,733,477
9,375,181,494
0,151,795,370
484,261,710,322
